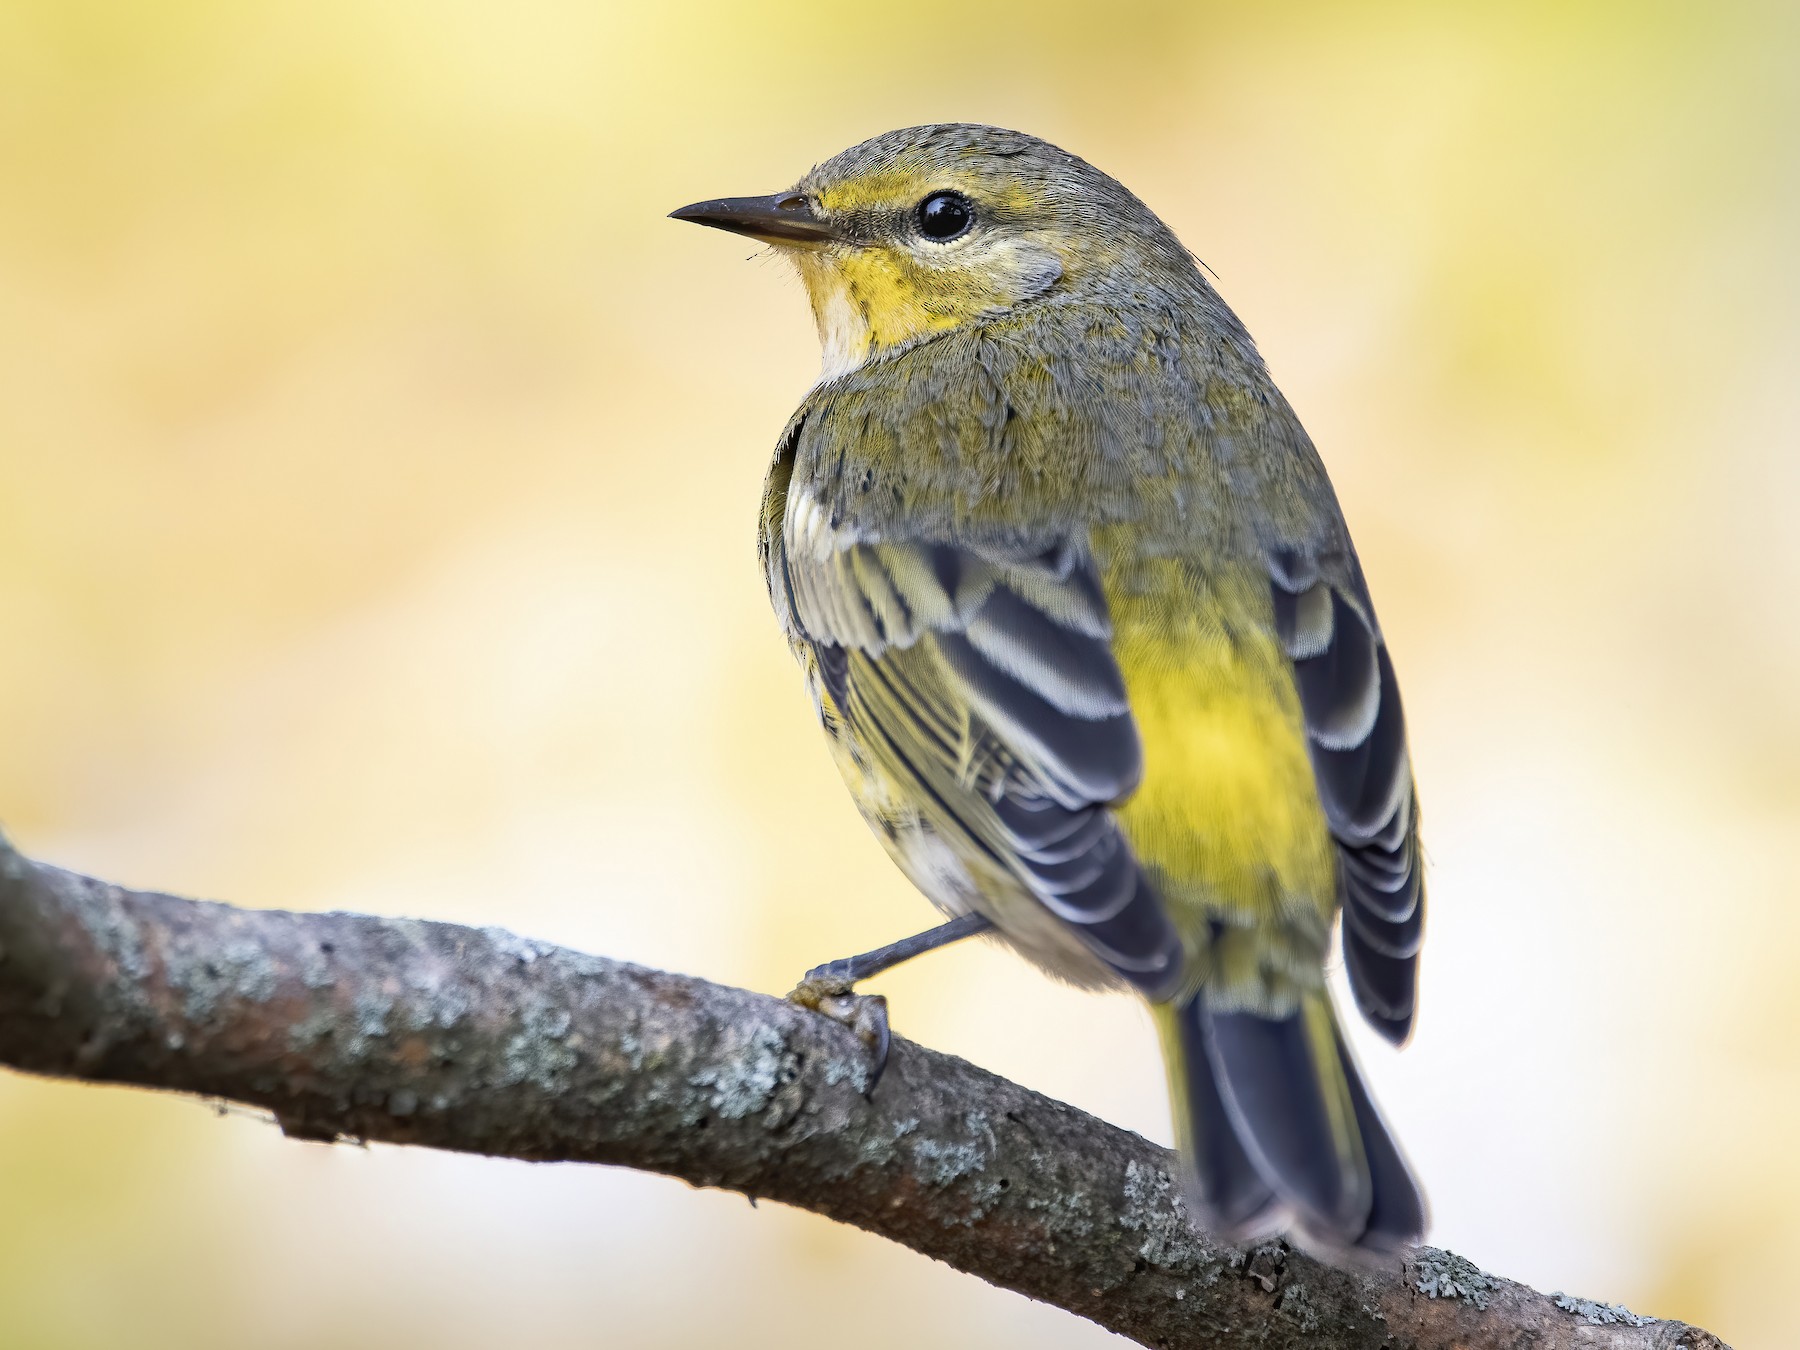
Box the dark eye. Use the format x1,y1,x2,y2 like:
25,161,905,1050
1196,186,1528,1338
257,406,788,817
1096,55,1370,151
916,191,973,241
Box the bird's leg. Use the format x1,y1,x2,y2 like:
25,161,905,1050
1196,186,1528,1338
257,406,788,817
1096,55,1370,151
799,911,995,987
788,912,993,1094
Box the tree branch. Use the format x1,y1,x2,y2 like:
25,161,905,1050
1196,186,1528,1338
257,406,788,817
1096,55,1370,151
0,831,1724,1349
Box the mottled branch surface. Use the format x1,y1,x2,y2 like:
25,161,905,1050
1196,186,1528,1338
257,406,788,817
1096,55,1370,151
0,833,1722,1350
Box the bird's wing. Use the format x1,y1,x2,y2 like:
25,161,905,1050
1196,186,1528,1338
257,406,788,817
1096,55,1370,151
1268,549,1424,1045
776,504,1185,998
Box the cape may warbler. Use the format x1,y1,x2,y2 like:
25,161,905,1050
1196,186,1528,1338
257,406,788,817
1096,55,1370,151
674,124,1427,1256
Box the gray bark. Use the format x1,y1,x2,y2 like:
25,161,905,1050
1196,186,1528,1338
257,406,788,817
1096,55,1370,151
0,830,1726,1349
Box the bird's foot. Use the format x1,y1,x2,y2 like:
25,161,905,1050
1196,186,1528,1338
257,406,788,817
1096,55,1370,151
787,968,891,1097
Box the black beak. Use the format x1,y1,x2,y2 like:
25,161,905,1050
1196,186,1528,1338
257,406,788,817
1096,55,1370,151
669,192,837,246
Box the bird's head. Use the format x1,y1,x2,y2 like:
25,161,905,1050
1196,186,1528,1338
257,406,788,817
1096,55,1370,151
672,124,1199,381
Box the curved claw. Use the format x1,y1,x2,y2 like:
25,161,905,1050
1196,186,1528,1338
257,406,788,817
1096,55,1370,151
785,917,987,1098
788,976,892,1097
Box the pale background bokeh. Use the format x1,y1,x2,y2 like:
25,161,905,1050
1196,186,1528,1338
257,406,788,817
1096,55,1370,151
1,1,1795,1345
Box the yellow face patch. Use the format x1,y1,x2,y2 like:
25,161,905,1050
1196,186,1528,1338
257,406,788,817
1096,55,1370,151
790,249,960,382
782,168,1067,379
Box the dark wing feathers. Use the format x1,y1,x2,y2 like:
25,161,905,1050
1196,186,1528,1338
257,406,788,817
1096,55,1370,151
784,526,1184,996
936,631,1142,806
1271,554,1424,1045
1291,590,1380,751
780,503,1423,1025
963,584,1132,717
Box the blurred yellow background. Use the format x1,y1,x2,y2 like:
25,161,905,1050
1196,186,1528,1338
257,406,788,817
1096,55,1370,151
2,0,1796,1345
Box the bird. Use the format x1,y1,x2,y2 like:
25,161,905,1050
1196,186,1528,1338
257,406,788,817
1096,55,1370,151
671,124,1427,1257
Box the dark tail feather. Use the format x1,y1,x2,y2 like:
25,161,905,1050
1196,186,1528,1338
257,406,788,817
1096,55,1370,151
1151,1003,1278,1237
1156,990,1425,1255
1331,1020,1428,1253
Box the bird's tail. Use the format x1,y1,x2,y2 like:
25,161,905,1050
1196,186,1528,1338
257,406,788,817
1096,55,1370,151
1151,988,1425,1256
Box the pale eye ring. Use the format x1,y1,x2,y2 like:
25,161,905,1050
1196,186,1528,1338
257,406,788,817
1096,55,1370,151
916,191,974,242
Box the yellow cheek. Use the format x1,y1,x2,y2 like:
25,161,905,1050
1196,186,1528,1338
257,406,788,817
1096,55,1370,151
847,254,963,346
793,251,960,379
